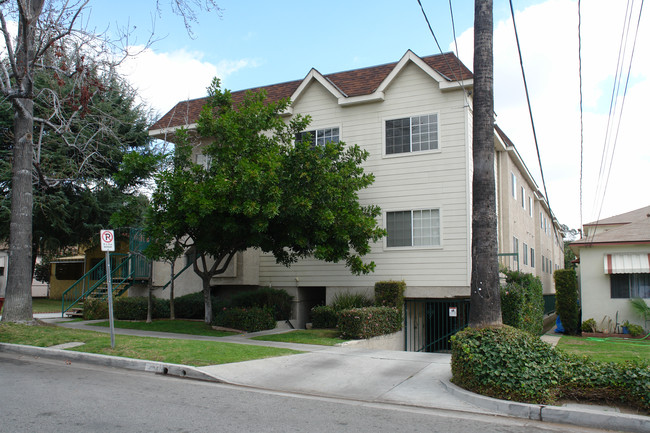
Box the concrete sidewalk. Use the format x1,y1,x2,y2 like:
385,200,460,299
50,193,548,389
1,317,648,433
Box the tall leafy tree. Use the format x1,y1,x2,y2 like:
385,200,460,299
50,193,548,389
0,0,220,322
147,80,384,323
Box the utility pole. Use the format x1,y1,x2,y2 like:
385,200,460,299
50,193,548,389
469,0,502,327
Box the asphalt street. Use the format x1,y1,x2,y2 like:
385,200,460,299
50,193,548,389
0,352,614,433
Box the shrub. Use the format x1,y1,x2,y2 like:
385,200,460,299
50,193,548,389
451,325,650,411
555,268,579,334
331,291,373,311
214,306,276,332
230,287,293,321
374,280,405,308
113,297,170,320
311,305,338,329
337,307,402,339
624,322,645,337
83,298,108,320
581,318,598,333
174,292,223,320
500,270,544,335
451,326,565,403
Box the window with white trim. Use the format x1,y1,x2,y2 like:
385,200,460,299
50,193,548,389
523,243,528,265
530,248,535,268
511,172,517,199
196,153,212,169
528,196,533,217
386,209,440,247
385,114,438,155
521,187,525,209
296,127,340,147
513,236,519,263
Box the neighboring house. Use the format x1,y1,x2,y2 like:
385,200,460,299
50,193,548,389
570,205,650,332
0,244,48,298
149,50,564,349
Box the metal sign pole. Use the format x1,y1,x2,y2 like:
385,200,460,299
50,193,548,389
105,250,115,349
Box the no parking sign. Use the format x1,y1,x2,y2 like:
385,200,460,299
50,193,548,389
100,229,115,251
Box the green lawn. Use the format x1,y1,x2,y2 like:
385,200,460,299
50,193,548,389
0,323,301,366
32,298,63,314
251,329,349,346
556,335,650,364
88,319,239,337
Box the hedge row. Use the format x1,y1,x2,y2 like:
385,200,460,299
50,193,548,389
500,270,544,335
451,326,649,412
338,307,402,339
83,297,170,320
555,269,579,334
213,306,276,332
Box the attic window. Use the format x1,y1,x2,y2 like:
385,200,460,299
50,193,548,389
385,114,438,155
296,128,340,147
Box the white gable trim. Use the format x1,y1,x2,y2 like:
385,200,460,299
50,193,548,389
290,68,346,105
149,123,198,139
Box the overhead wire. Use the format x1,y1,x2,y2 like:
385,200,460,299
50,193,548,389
588,0,645,243
578,0,584,231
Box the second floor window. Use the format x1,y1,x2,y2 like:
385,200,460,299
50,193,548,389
386,114,438,155
386,209,440,247
296,127,340,147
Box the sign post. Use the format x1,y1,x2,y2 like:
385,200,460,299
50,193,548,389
100,229,116,349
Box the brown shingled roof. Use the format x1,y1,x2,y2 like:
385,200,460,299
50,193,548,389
150,52,472,132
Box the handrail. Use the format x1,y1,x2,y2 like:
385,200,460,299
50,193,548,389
61,253,129,316
159,259,194,291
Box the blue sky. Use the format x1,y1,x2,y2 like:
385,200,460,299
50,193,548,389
81,0,648,232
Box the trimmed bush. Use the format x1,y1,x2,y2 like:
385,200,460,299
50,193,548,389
331,291,373,311
451,326,650,411
311,305,338,329
581,318,598,333
213,306,276,332
113,297,170,320
374,280,405,308
230,287,293,321
174,292,223,320
338,306,402,339
83,298,108,320
555,269,579,334
500,270,544,335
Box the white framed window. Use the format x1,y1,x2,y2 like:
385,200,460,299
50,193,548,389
540,212,543,229
511,172,517,199
385,114,438,155
542,255,546,272
513,236,519,263
530,248,535,268
196,153,212,169
386,209,440,247
296,127,340,147
528,196,533,217
523,243,528,265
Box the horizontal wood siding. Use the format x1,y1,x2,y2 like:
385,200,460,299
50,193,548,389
260,62,470,295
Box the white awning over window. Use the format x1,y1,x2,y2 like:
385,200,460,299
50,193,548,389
604,253,650,274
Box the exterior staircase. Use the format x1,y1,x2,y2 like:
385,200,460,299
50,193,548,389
61,229,151,317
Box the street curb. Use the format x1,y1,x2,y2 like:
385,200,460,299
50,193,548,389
0,343,222,383
441,379,650,433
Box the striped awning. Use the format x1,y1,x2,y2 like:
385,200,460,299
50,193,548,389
604,253,650,274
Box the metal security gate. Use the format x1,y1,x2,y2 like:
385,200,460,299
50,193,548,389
404,298,470,352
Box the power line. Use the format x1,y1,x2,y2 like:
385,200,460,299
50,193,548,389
578,0,584,230
507,1,551,212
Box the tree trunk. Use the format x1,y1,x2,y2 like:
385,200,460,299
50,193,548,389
3,99,35,322
169,261,175,320
468,0,502,328
202,277,212,324
2,0,44,322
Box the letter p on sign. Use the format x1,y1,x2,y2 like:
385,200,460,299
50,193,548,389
100,229,115,251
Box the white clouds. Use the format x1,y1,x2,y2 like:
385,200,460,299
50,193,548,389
454,0,649,229
118,46,257,115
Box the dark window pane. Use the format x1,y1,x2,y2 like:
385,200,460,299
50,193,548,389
387,211,412,247
610,274,629,298
630,273,650,298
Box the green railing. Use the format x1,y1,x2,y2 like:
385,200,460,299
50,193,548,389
498,252,519,272
159,258,194,291
61,253,141,316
